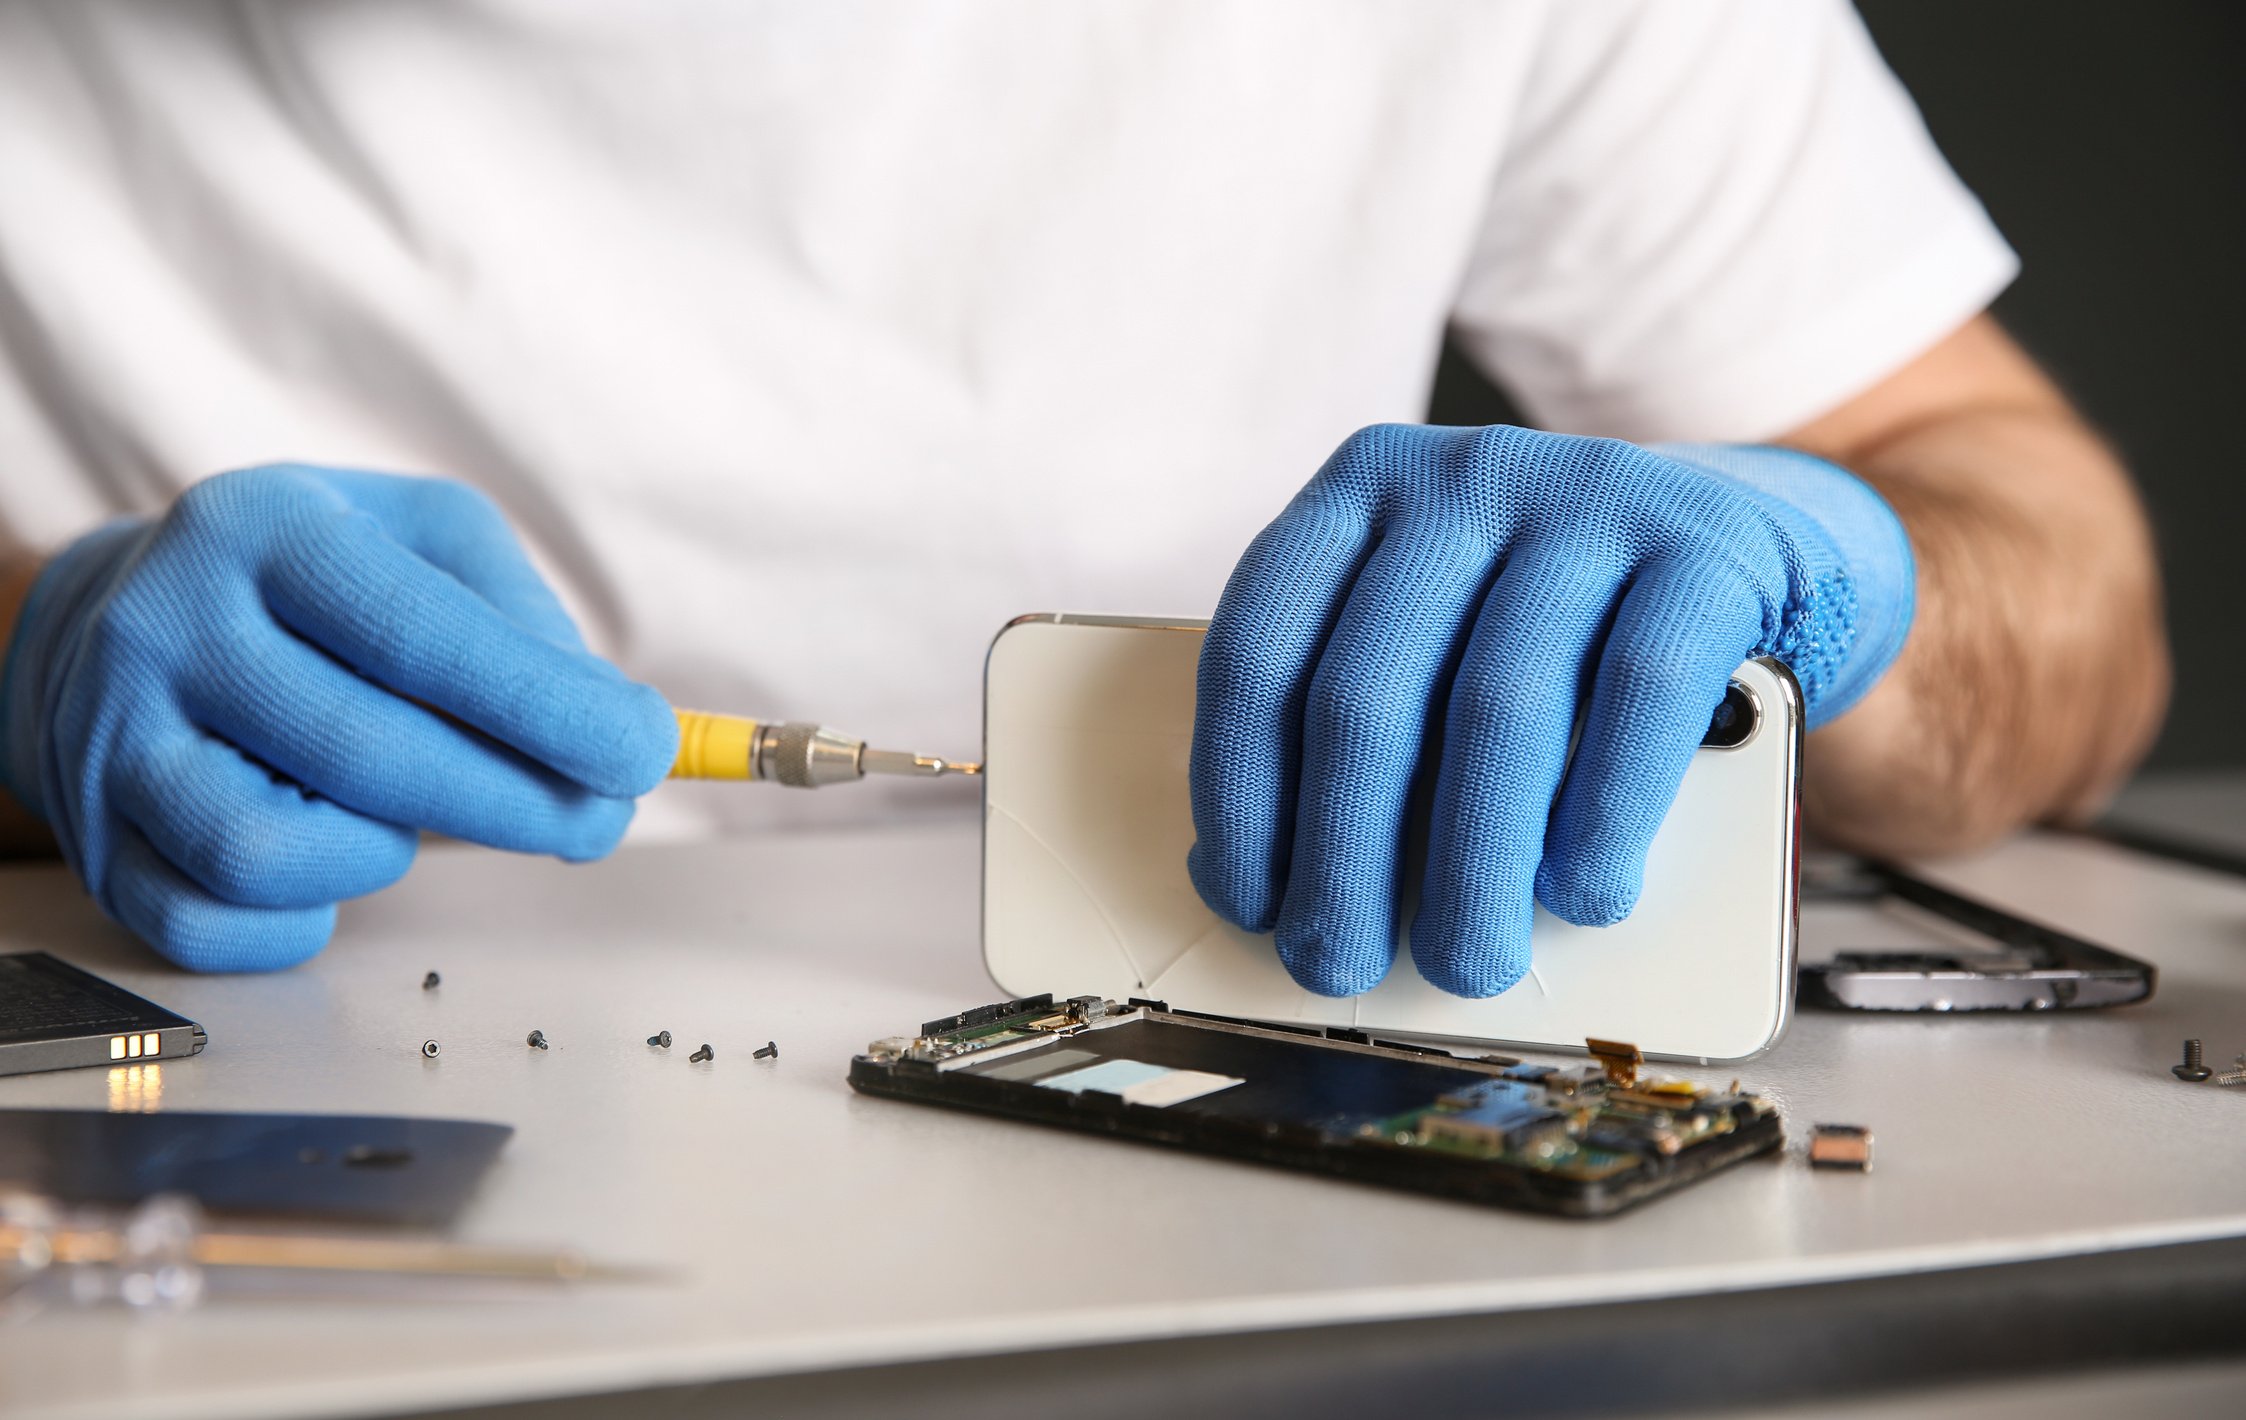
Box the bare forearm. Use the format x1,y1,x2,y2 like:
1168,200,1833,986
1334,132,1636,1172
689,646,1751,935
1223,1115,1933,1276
1789,378,2168,856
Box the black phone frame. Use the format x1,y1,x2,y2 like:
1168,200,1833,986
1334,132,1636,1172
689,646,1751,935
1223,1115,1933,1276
1796,861,2155,1012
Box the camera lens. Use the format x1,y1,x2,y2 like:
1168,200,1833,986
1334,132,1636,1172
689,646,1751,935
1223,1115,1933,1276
1702,682,1759,749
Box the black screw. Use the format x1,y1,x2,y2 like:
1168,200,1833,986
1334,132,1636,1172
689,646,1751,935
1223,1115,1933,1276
422,971,441,990
2174,1039,2212,1082
526,1030,549,1051
420,1040,440,1059
689,1044,714,1063
647,1030,673,1048
753,1041,778,1060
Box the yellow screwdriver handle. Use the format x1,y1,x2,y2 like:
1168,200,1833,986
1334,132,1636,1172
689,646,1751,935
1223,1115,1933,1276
670,709,759,781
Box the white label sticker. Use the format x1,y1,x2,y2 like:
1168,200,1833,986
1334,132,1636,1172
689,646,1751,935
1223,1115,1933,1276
1036,1058,1243,1107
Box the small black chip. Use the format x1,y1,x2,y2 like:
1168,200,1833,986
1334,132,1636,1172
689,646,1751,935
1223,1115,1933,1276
0,952,207,1077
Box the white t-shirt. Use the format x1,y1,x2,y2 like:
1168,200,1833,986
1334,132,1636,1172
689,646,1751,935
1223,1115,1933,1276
0,0,2014,838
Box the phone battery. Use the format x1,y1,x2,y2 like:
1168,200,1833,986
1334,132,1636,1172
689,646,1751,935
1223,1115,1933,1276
0,952,207,1077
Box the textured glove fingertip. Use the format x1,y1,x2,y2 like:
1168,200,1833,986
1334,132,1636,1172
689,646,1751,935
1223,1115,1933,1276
1532,858,1643,929
113,870,338,974
573,681,678,798
1408,910,1533,999
552,795,637,864
1274,922,1392,999
1185,843,1280,935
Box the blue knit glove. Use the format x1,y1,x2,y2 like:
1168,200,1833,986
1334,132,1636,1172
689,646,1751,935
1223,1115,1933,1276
1189,424,1913,999
0,465,678,972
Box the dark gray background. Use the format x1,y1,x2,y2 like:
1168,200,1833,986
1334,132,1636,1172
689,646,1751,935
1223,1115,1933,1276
1427,1,2246,770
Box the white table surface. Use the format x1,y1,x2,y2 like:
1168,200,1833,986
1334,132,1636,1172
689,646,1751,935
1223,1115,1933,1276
4,812,2245,1420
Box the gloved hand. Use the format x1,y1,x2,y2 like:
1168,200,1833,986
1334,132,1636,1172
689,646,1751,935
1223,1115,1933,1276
1189,424,1913,999
0,465,678,971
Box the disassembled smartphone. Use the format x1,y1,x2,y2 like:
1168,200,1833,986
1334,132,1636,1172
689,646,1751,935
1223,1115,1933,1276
0,952,207,1078
850,994,1784,1218
981,614,1801,1063
1796,857,2155,1011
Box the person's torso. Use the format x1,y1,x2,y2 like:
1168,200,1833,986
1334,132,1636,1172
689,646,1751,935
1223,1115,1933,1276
0,0,1550,833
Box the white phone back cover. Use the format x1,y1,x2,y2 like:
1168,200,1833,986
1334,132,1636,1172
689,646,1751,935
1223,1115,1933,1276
982,616,1800,1063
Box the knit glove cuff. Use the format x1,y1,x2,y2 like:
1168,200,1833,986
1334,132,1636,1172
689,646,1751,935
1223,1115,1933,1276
1654,443,1915,726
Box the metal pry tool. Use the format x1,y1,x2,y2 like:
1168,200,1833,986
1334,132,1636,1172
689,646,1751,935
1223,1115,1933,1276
669,710,980,787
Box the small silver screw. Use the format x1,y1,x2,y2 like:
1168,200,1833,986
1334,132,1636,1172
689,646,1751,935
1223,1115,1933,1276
2174,1038,2212,1082
526,1030,549,1050
420,1040,440,1059
647,1030,673,1048
689,1044,714,1063
753,1041,778,1060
